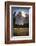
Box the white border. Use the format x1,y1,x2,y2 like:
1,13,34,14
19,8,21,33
10,5,32,40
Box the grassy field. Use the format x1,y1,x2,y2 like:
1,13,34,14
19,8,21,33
13,28,29,36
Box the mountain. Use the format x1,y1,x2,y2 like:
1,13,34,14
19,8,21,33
15,11,29,25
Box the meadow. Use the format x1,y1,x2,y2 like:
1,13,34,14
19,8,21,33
13,28,29,36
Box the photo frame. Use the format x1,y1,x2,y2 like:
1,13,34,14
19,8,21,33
5,1,35,44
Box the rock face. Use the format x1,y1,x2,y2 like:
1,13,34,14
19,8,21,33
14,11,29,25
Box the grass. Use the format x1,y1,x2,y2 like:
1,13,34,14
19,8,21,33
13,28,29,36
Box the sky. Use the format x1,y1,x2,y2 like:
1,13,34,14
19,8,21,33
12,7,29,15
